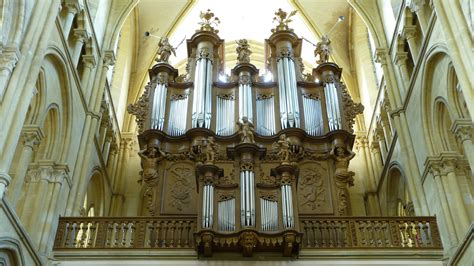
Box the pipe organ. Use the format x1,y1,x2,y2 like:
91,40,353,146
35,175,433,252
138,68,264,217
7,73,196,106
128,9,363,258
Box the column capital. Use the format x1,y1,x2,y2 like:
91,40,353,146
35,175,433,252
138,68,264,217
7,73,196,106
21,125,44,149
63,0,81,15
73,28,90,43
121,135,135,151
82,54,97,68
394,52,408,66
451,119,473,142
102,50,116,68
373,126,385,142
408,0,427,13
370,141,380,154
0,47,20,72
375,48,389,65
25,160,70,186
401,25,417,40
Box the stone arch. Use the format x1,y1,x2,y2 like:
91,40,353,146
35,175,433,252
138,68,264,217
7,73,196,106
35,49,73,162
447,64,471,120
35,105,60,161
0,237,26,266
82,168,106,216
349,0,388,49
386,163,412,216
420,46,452,155
0,0,27,48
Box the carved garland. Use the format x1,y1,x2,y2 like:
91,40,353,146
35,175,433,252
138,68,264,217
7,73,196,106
340,83,364,133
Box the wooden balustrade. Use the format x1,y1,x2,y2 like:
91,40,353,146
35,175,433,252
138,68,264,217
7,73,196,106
299,216,442,249
53,216,197,249
54,216,442,251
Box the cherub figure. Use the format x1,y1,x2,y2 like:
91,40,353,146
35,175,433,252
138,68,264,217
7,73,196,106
155,37,176,63
236,39,252,64
138,145,165,182
275,134,291,163
314,35,331,64
204,136,219,164
237,116,255,143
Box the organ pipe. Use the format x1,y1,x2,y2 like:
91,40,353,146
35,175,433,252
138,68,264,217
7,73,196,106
167,94,188,136
256,95,276,136
192,50,213,129
202,184,214,228
277,56,300,129
324,82,341,131
151,83,167,130
240,170,255,227
281,184,294,228
218,198,235,231
303,95,324,136
216,95,235,136
260,198,278,231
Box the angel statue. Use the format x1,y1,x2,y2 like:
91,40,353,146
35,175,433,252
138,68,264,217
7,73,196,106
314,35,331,64
204,136,219,164
237,116,255,143
155,37,176,63
274,134,291,163
236,39,252,64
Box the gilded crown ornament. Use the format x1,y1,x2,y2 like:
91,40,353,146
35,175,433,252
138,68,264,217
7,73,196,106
198,9,220,33
272,8,297,32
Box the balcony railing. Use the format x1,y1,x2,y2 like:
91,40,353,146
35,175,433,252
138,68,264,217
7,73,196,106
53,216,197,249
53,216,442,252
300,216,442,249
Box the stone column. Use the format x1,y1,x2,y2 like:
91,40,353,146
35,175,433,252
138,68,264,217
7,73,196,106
408,0,431,35
110,136,134,215
7,126,43,207
376,49,429,215
62,0,80,38
81,54,96,96
451,119,474,168
370,141,383,179
20,162,69,249
65,52,115,215
102,130,114,163
426,158,459,250
374,127,387,162
440,155,470,238
0,48,20,99
72,29,89,67
401,26,420,62
394,52,410,94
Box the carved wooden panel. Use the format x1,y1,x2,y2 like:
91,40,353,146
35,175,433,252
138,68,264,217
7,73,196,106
161,161,197,214
297,161,333,214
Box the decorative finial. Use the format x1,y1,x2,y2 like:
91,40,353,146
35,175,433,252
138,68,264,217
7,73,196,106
155,37,176,63
236,39,252,64
198,9,220,33
271,8,297,33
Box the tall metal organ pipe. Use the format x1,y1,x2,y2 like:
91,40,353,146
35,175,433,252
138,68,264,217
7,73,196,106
324,82,341,131
281,184,294,228
202,184,214,228
192,45,213,129
167,94,188,136
151,82,167,130
240,170,255,227
277,53,300,129
238,72,253,122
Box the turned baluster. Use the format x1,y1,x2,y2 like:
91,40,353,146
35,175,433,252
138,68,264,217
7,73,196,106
155,221,163,247
340,221,348,247
129,222,136,247
169,221,176,248
303,221,311,247
88,222,97,248
176,221,183,248
327,221,334,247
312,221,319,247
161,221,169,248
184,221,191,248
399,221,408,247
421,221,431,247
359,221,367,246
320,221,326,247
72,222,79,247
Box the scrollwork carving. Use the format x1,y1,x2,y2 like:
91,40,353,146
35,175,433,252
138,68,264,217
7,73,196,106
340,83,364,133
127,83,151,133
168,166,193,211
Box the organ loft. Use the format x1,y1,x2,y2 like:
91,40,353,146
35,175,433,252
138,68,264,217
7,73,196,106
125,9,435,257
